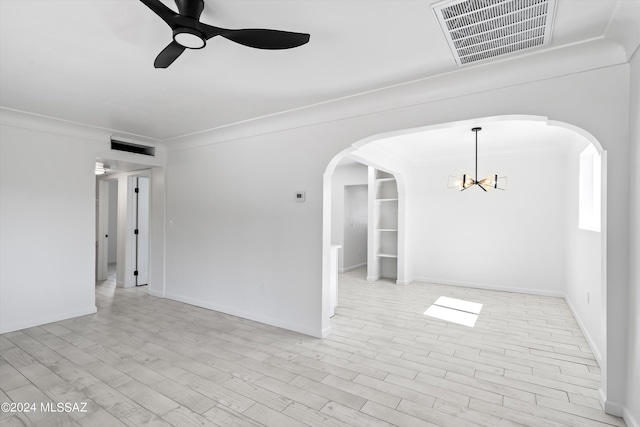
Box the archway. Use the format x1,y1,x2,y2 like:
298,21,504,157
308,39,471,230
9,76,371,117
321,114,607,401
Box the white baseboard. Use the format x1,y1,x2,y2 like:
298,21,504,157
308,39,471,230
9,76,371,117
409,276,565,298
147,289,164,298
599,388,631,421
624,407,640,427
604,397,625,418
599,388,607,412
163,292,324,338
564,295,602,365
0,306,97,334
367,275,381,282
321,325,332,338
339,262,367,273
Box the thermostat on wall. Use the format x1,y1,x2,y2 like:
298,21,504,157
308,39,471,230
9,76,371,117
295,191,306,202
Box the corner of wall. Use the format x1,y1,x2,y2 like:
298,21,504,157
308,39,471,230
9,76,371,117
564,293,602,365
625,408,640,427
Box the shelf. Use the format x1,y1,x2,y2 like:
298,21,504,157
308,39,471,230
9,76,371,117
377,253,398,258
369,167,399,281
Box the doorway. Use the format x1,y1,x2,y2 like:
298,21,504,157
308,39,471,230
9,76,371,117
132,176,150,287
96,169,152,290
342,184,368,273
321,115,608,410
104,179,118,285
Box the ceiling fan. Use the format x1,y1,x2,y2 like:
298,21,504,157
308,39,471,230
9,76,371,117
140,0,310,68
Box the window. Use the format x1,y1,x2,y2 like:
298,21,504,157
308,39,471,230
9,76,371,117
578,144,601,232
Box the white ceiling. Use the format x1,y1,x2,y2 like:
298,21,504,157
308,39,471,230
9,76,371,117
345,119,590,172
0,0,637,141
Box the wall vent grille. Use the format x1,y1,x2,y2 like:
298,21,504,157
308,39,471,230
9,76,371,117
432,0,557,66
111,138,155,157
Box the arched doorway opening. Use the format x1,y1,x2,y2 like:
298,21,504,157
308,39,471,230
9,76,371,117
321,114,607,400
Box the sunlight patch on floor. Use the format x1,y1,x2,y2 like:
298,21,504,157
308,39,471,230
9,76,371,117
424,296,483,327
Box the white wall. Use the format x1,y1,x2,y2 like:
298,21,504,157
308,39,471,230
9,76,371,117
165,135,344,337
0,125,97,332
406,146,569,296
148,167,166,298
330,161,368,271
343,184,367,271
344,120,605,363
625,47,640,427
107,179,118,263
165,63,631,411
565,139,604,364
0,111,165,334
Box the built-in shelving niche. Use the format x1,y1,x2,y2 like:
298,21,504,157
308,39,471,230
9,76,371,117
367,168,399,282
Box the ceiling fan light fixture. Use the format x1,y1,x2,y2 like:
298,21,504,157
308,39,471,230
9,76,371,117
173,27,206,49
140,0,310,68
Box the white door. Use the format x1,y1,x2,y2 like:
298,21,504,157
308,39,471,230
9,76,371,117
96,180,109,281
135,176,150,286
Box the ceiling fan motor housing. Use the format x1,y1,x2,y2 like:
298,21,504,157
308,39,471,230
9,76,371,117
175,0,204,19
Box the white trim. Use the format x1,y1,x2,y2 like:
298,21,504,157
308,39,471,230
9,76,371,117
597,389,631,421
0,306,97,334
599,388,607,412
409,277,566,298
339,262,367,273
164,38,627,151
163,292,323,338
624,407,640,427
564,294,602,365
604,398,625,418
0,107,159,145
147,289,164,298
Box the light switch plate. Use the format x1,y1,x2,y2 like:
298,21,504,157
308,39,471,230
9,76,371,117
295,191,306,202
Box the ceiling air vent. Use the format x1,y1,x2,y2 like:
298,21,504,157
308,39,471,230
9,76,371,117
110,138,155,156
432,0,557,66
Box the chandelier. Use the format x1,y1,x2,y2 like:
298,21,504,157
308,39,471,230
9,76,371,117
448,127,507,191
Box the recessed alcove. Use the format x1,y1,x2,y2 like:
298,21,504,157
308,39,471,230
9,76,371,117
324,116,604,364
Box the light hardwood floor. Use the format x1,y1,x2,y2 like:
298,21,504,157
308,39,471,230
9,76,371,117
0,267,625,426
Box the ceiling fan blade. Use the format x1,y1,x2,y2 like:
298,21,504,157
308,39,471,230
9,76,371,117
223,29,310,49
154,41,186,68
140,0,178,28
201,25,310,49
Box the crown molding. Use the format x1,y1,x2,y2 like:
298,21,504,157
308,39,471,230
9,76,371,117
162,37,627,151
0,107,162,147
